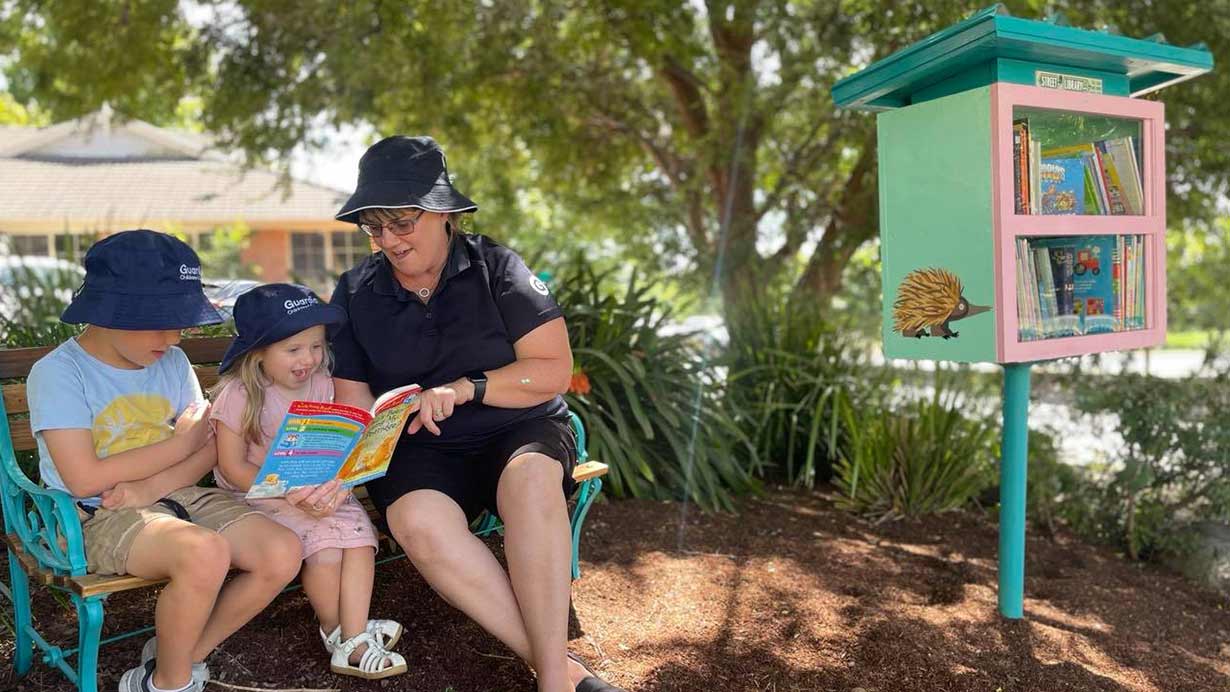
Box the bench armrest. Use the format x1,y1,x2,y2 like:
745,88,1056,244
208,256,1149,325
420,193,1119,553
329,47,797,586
0,427,89,577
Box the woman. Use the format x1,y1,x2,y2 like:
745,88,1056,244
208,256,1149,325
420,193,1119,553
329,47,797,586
329,135,624,692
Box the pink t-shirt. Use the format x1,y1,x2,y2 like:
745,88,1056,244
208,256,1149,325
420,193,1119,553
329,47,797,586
209,372,334,491
209,371,377,559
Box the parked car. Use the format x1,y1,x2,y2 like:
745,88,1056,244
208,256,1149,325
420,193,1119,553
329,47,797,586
201,278,263,320
0,255,86,324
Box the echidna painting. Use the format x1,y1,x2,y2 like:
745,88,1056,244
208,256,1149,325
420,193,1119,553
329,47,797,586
892,268,990,339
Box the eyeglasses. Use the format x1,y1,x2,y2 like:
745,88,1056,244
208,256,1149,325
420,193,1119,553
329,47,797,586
358,210,425,239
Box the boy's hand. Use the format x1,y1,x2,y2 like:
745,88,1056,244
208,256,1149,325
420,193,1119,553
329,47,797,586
100,480,158,511
173,402,212,453
286,480,349,518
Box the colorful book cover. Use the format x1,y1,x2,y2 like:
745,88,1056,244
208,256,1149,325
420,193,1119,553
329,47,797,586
1033,236,1118,335
1039,157,1086,215
1073,236,1117,334
1092,143,1129,215
1102,138,1143,214
245,384,421,499
1028,240,1078,336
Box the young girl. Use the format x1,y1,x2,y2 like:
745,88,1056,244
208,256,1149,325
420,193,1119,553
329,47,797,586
209,283,406,680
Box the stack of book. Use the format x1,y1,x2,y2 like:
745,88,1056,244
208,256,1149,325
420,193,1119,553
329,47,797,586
1015,234,1147,341
1013,120,1144,215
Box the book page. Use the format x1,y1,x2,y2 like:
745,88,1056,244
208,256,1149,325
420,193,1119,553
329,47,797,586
336,385,421,487
246,401,373,499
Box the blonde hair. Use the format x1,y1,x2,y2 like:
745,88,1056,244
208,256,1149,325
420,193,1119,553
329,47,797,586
208,342,335,446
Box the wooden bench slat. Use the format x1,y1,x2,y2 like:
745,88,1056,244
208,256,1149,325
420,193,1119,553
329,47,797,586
0,336,232,380
7,418,35,453
2,383,27,415
572,460,608,482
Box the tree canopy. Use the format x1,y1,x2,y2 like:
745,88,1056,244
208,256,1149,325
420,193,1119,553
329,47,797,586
3,1,1228,327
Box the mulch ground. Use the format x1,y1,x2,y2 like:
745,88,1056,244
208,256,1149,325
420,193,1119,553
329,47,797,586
4,487,1230,692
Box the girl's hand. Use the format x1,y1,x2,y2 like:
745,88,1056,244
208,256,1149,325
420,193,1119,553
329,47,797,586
406,383,462,436
100,480,158,511
286,480,349,518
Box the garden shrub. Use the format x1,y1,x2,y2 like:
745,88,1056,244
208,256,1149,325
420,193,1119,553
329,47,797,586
834,380,998,519
1073,369,1230,559
724,295,875,488
554,257,759,511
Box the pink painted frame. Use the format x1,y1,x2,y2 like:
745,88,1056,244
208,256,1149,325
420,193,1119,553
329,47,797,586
990,83,1166,363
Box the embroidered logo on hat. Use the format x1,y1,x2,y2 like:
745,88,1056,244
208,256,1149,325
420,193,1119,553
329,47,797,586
284,296,319,314
179,264,202,281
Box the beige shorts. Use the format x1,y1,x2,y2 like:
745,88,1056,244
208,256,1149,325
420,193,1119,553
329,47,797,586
81,486,261,576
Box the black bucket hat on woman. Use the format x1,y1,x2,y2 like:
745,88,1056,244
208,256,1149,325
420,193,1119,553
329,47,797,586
334,135,478,224
219,283,347,374
60,229,224,330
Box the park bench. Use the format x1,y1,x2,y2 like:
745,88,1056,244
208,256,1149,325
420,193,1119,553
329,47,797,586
0,336,608,692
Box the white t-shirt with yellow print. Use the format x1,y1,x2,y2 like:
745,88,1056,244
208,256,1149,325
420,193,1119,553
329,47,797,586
27,338,202,507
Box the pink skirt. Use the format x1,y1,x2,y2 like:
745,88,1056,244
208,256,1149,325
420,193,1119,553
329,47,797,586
244,494,378,559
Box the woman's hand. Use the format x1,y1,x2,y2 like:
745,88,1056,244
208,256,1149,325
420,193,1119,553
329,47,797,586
286,480,349,518
407,381,471,436
99,479,159,511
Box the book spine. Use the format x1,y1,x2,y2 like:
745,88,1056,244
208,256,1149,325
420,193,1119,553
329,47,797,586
1013,121,1026,214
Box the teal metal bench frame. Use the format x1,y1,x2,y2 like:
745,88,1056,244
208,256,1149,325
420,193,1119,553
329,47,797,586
1,381,602,692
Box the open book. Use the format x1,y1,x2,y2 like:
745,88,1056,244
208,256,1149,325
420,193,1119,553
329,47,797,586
245,384,421,499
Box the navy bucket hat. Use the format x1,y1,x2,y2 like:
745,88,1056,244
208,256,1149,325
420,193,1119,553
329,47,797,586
61,229,224,330
219,283,347,374
334,135,478,224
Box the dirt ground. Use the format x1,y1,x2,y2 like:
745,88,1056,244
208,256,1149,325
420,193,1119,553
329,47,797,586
4,488,1230,692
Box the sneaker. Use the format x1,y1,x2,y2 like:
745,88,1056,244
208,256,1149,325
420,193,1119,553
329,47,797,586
140,637,210,687
118,659,204,692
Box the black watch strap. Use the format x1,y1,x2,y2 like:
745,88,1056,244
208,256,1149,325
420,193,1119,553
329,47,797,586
466,370,488,405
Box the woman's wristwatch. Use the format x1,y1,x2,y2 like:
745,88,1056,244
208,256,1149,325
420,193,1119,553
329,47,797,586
465,371,487,404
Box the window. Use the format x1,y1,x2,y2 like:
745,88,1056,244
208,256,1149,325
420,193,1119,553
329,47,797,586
331,231,372,271
290,232,328,286
2,233,51,257
53,233,95,262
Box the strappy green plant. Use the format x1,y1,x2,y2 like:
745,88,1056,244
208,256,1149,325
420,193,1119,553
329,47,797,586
554,257,758,511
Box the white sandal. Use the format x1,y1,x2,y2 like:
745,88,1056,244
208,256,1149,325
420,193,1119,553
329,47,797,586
320,619,403,653
330,631,407,680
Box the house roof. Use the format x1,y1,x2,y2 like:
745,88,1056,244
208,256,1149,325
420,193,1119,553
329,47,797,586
0,109,353,233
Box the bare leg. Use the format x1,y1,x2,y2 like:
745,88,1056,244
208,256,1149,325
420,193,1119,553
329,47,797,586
190,516,302,660
388,490,535,658
124,519,230,690
497,454,573,692
301,548,343,635
338,546,375,640
388,488,590,690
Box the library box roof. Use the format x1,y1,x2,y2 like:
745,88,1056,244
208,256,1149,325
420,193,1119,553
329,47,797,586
832,4,1214,112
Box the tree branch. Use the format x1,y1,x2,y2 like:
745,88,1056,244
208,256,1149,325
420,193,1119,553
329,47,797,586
658,55,709,139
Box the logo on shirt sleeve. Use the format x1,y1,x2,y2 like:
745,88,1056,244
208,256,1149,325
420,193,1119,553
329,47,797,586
529,276,550,296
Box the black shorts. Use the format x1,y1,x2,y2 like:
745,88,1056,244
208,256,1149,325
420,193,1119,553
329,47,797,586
365,414,579,523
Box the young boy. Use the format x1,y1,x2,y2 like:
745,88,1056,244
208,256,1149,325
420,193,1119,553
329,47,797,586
27,230,303,692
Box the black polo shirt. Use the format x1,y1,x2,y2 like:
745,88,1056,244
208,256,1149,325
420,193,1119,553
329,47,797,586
328,232,568,444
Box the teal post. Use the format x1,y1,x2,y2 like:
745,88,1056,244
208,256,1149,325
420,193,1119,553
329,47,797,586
998,362,1031,618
